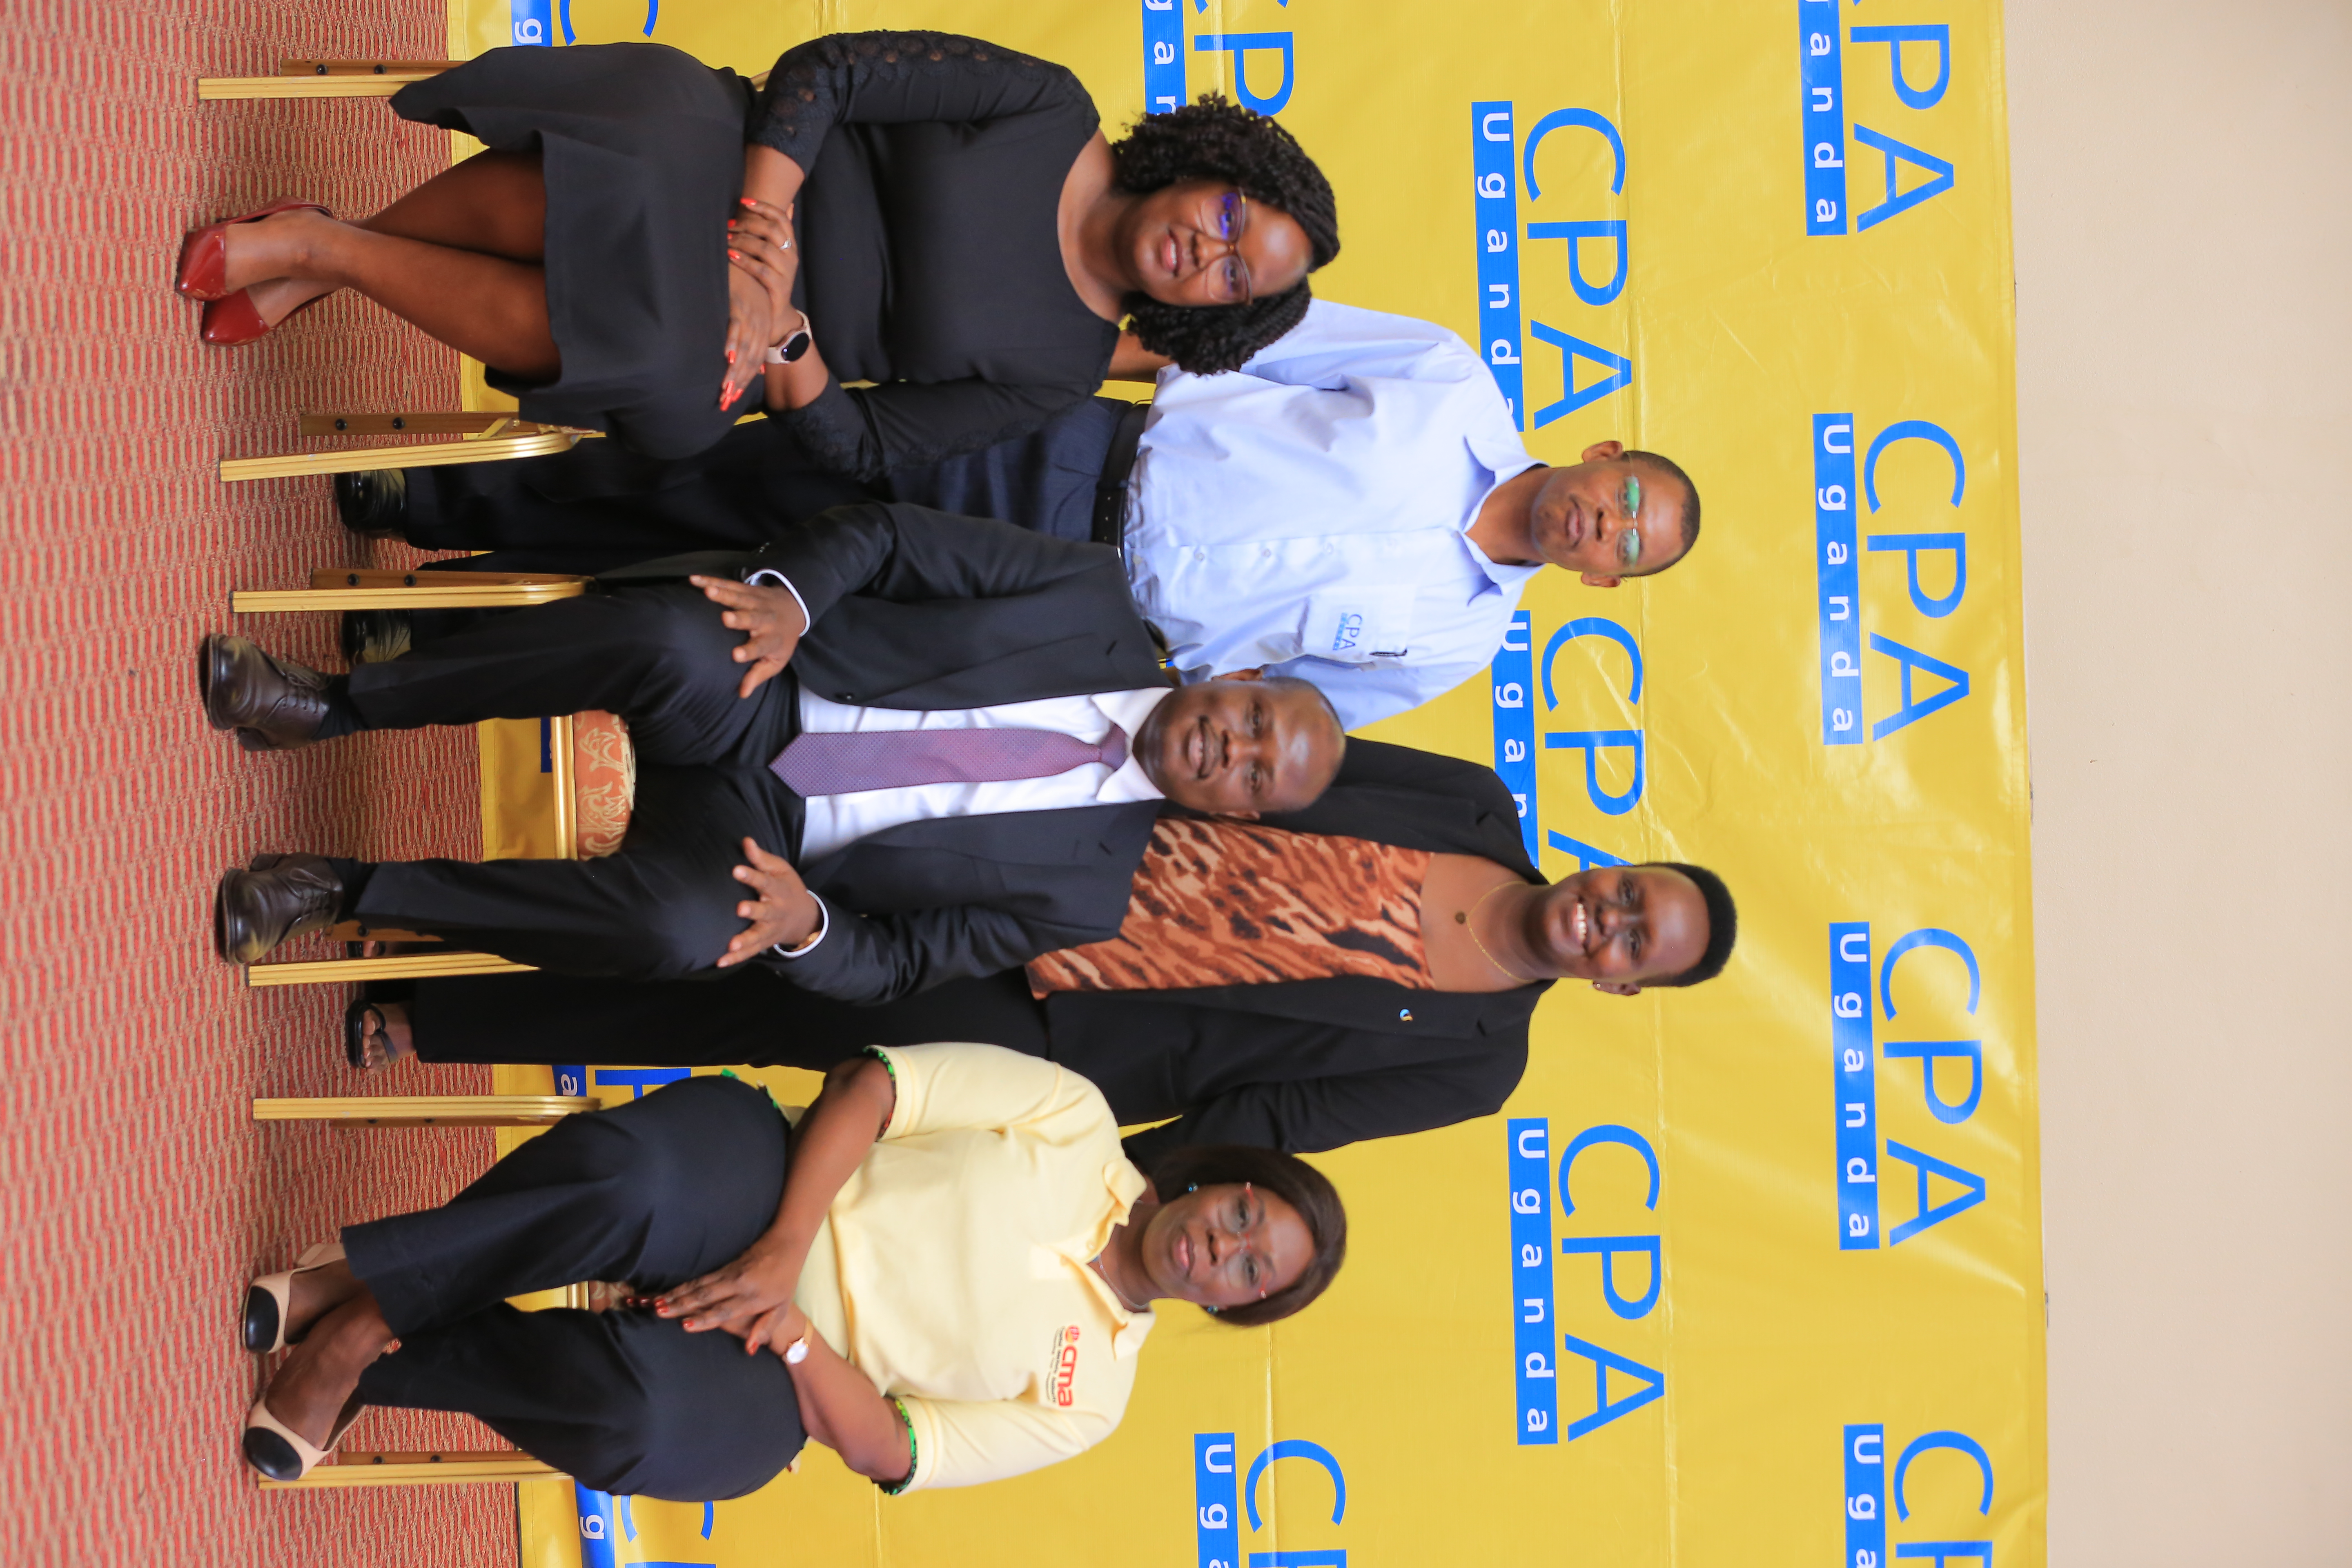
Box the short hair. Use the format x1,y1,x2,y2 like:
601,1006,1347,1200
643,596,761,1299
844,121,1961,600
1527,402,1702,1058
1639,861,1737,987
1108,92,1342,376
1263,674,1348,795
1146,1144,1349,1327
1623,450,1702,566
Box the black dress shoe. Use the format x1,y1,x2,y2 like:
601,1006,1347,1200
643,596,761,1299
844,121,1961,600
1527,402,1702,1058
198,634,334,751
333,468,407,537
340,608,413,665
215,854,347,964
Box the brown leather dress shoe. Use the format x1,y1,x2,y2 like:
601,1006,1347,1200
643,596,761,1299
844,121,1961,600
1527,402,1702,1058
215,854,346,964
198,634,334,751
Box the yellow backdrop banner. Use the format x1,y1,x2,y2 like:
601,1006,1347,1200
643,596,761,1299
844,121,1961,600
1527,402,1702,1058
447,3,2045,1565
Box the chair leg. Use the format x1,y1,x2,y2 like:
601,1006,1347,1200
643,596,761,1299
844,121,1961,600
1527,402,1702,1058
252,1096,597,1127
218,429,580,483
245,952,538,988
257,1450,563,1488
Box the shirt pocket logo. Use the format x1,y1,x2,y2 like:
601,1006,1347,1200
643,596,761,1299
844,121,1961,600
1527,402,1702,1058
1301,588,1415,664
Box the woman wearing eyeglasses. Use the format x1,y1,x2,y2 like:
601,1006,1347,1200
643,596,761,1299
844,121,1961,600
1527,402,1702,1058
239,1044,1347,1496
174,32,1338,468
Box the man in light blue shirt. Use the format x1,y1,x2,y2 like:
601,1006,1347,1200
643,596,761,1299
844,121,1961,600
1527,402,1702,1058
1123,300,1701,729
354,301,1702,731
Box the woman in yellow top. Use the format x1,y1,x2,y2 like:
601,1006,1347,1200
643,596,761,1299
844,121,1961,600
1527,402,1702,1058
238,1044,1347,1497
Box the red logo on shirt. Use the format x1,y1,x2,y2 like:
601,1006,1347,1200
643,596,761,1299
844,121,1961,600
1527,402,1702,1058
1051,1326,1081,1407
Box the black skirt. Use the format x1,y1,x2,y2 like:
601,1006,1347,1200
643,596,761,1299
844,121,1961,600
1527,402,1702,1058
392,43,751,460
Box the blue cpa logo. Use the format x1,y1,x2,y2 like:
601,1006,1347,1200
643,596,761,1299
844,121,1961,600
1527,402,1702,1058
509,0,658,47
1843,1423,1995,1568
1192,1435,1348,1568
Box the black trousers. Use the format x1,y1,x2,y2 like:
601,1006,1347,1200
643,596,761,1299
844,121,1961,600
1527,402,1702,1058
349,1075,803,1501
404,396,1122,576
399,967,1053,1069
345,584,804,979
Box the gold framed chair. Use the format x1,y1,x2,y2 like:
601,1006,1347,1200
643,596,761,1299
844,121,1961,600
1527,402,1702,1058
197,59,457,101
196,59,769,100
248,1092,598,1488
218,411,589,484
230,569,636,989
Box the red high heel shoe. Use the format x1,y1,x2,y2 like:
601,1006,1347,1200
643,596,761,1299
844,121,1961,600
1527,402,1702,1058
175,199,330,301
200,286,326,348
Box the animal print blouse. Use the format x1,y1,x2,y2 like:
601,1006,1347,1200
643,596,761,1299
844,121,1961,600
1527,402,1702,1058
1027,818,1433,993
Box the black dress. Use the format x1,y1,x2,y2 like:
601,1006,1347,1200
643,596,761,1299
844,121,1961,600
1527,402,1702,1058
392,32,1119,470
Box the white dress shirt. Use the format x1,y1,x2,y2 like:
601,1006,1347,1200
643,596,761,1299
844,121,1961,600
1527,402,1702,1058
792,686,1172,860
730,593,1170,956
1123,298,1545,732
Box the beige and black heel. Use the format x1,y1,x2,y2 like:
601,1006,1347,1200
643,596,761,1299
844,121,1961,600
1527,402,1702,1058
243,1241,346,1355
241,1391,363,1483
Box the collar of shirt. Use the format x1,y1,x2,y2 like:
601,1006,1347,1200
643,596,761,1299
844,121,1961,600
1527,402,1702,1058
1061,1157,1157,1358
1457,519,1546,595
1093,688,1175,805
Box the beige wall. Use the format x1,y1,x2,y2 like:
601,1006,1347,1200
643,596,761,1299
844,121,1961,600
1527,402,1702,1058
2007,4,2352,1561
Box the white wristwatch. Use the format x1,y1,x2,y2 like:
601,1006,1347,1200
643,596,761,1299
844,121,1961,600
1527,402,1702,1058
765,311,814,366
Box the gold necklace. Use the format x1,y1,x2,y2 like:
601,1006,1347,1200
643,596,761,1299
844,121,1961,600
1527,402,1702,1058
1457,880,1537,982
1089,1250,1147,1312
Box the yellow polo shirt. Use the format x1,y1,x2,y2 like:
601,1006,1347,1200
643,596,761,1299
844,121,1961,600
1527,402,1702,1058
788,1042,1155,1492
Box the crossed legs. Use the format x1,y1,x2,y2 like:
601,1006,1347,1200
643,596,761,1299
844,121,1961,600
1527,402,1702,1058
253,1076,804,1499
220,149,560,378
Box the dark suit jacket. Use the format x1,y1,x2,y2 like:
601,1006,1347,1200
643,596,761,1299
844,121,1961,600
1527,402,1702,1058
608,503,1171,1005
1054,738,1555,1162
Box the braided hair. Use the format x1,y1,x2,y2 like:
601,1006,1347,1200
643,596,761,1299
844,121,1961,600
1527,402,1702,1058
1108,93,1341,374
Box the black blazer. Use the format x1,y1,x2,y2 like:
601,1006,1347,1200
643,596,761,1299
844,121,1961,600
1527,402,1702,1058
609,503,1170,1005
1053,739,1555,1163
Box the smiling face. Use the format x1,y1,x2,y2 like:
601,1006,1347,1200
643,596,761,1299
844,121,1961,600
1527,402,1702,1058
1137,1182,1314,1311
1521,865,1710,994
1523,443,1693,587
1135,675,1344,815
1124,179,1313,308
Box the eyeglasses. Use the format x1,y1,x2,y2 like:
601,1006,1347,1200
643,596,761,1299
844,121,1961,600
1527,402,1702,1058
1207,190,1252,303
1617,476,1644,570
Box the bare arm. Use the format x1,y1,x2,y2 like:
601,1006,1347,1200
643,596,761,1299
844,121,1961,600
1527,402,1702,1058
654,1055,897,1352
768,1301,916,1482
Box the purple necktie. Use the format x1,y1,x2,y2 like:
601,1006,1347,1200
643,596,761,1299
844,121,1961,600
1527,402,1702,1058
771,722,1129,796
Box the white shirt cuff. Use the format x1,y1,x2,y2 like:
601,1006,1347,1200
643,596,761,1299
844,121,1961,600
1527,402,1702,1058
743,568,813,634
770,893,829,959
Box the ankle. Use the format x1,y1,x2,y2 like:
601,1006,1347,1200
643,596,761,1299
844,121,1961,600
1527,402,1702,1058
311,1292,395,1371
325,859,374,920
313,675,365,740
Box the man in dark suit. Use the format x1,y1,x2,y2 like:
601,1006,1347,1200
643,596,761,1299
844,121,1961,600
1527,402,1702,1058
199,504,1348,1001
356,739,1740,1158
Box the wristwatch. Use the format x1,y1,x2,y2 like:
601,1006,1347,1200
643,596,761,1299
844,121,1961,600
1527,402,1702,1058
766,310,814,366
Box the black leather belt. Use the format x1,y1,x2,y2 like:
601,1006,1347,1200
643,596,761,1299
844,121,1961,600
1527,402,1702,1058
1090,400,1152,551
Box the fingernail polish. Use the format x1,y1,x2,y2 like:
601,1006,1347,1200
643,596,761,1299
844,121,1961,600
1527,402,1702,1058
728,249,742,261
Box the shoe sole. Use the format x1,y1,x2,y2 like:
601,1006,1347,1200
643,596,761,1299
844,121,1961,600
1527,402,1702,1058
212,872,237,962
196,636,231,731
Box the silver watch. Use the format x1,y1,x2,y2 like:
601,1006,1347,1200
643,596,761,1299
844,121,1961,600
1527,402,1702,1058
765,312,814,366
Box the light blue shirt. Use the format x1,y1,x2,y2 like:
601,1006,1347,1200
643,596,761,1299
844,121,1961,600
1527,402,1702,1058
1123,299,1543,732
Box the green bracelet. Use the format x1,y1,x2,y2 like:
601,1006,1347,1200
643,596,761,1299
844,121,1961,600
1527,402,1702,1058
875,1396,918,1495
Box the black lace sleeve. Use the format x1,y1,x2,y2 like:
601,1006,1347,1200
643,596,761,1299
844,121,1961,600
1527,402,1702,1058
748,31,1096,170
775,361,1110,482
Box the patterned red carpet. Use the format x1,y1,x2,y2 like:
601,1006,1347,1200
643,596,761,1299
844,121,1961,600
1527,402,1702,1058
1,2,522,1559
